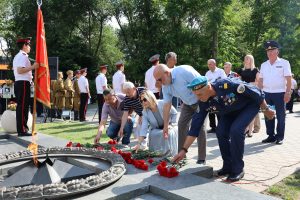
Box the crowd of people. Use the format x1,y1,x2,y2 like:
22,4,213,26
12,37,294,182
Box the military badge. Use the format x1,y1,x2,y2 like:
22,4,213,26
237,84,245,93
224,83,228,89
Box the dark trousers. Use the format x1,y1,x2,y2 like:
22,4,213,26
264,92,286,140
79,93,89,121
216,103,259,174
14,81,30,133
209,113,219,128
286,90,295,112
97,94,104,123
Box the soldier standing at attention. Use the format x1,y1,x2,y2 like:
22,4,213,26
112,61,126,94
78,68,90,122
54,72,66,118
95,65,108,123
145,54,160,99
172,76,275,182
13,37,39,136
73,70,81,120
64,70,75,110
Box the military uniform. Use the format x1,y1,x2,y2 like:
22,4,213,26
64,70,74,110
54,72,66,118
188,78,265,178
13,38,33,136
73,71,81,120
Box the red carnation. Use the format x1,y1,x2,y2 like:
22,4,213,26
148,158,154,164
160,161,167,167
76,143,82,147
66,141,73,147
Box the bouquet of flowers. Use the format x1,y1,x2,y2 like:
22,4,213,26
7,101,17,111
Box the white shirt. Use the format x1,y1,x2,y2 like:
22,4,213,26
95,73,107,94
291,78,297,90
205,67,227,82
112,70,126,94
145,65,159,93
78,76,89,93
259,57,292,93
13,50,33,81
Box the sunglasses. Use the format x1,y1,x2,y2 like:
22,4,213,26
140,98,148,102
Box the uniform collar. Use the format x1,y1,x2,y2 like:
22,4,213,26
268,57,281,65
20,50,28,57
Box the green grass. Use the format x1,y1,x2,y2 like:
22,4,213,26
265,171,300,200
35,121,110,144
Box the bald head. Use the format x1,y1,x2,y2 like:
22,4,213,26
207,59,217,72
153,64,172,85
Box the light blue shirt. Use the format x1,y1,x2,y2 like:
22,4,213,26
162,65,200,105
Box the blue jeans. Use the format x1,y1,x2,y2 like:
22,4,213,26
106,120,133,145
264,92,286,140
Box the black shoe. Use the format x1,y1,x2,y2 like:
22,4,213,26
207,128,216,133
226,171,245,182
275,139,283,145
216,168,231,176
18,132,32,137
196,160,206,165
262,136,276,143
289,110,294,113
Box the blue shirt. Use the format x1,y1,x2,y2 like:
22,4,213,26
162,65,200,105
188,78,265,137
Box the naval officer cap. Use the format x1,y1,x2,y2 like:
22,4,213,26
74,70,81,75
187,76,208,91
149,54,160,63
264,40,280,50
17,37,31,45
115,61,124,67
100,64,108,69
80,68,87,74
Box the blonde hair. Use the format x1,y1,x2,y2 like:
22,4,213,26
140,90,157,109
243,54,255,70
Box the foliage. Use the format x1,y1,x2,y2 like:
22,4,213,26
266,170,300,200
0,0,299,82
35,121,107,144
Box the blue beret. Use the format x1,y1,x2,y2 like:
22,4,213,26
187,76,208,90
264,40,280,50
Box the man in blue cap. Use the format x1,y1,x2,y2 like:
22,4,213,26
259,40,292,145
172,76,275,182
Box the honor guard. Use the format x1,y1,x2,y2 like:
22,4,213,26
78,68,90,121
64,70,75,110
95,65,108,123
13,37,39,136
73,70,81,120
172,76,275,182
54,72,66,118
112,61,126,94
145,54,160,99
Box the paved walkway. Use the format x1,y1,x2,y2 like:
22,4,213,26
83,102,300,193
1,102,300,194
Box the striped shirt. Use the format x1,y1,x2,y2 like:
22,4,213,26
123,87,145,116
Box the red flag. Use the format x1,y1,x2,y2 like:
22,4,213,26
35,8,50,108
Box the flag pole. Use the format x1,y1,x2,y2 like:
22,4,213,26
31,0,42,136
